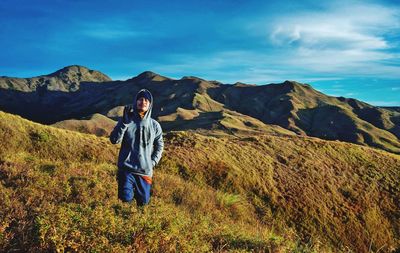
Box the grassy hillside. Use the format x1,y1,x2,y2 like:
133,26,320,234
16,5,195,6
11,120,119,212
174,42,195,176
166,132,400,252
0,110,399,252
52,113,117,137
0,111,303,252
210,80,400,154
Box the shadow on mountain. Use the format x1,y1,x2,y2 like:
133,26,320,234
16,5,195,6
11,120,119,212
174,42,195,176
1,66,399,154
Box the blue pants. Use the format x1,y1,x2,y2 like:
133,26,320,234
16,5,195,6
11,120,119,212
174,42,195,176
117,169,151,206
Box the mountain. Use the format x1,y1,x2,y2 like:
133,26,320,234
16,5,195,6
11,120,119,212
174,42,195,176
0,66,399,154
382,106,400,113
0,110,399,252
208,80,400,153
0,65,111,92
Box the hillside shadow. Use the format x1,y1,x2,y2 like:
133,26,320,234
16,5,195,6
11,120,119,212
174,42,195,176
0,80,168,124
161,111,224,131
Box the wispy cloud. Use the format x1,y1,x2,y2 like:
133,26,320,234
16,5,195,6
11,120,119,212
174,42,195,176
1,0,399,106
148,1,400,84
247,2,400,78
135,50,341,84
364,100,400,106
78,19,149,40
269,4,397,49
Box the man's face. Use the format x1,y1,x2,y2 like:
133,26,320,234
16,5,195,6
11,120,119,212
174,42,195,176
136,97,150,112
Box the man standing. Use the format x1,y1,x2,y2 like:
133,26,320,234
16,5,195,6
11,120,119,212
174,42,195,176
109,89,164,206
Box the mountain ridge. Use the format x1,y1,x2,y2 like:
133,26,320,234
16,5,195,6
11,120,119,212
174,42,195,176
0,66,399,154
0,65,112,92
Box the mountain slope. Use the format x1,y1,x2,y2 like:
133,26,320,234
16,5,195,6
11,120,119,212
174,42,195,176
0,65,111,92
51,113,117,136
0,110,399,252
0,66,399,154
208,80,400,154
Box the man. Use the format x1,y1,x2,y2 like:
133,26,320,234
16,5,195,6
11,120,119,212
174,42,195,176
109,89,164,206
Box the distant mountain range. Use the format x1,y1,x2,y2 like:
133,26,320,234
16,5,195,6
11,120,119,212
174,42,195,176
0,65,399,154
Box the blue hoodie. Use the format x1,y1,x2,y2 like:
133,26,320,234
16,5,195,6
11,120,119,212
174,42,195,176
109,89,164,177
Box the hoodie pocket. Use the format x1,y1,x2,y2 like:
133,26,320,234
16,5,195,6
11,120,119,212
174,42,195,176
141,127,152,148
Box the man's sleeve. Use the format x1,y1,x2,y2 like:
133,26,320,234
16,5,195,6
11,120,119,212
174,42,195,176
151,122,164,167
109,118,130,144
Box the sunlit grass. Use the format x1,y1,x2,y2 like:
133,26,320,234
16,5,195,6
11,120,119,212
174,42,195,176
1,111,399,252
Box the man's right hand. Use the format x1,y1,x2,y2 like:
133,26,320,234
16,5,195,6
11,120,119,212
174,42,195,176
122,105,133,124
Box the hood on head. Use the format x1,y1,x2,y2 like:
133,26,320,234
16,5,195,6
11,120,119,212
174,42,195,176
134,88,153,122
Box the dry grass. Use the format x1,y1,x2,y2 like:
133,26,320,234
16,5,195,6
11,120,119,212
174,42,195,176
1,110,399,252
52,113,116,137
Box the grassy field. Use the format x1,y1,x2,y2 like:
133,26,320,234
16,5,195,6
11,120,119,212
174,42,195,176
0,111,399,252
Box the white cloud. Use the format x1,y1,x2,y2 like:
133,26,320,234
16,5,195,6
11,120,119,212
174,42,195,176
269,4,398,49
142,50,341,84
364,100,400,106
248,2,400,78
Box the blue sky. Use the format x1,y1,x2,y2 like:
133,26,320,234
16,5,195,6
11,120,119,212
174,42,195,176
0,0,399,106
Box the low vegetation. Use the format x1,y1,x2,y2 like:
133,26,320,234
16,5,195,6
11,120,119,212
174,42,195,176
0,111,399,252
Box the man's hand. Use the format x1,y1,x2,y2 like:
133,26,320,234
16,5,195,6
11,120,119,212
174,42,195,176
122,105,133,124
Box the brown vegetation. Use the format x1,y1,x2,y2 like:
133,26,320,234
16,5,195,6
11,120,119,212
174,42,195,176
1,111,399,252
